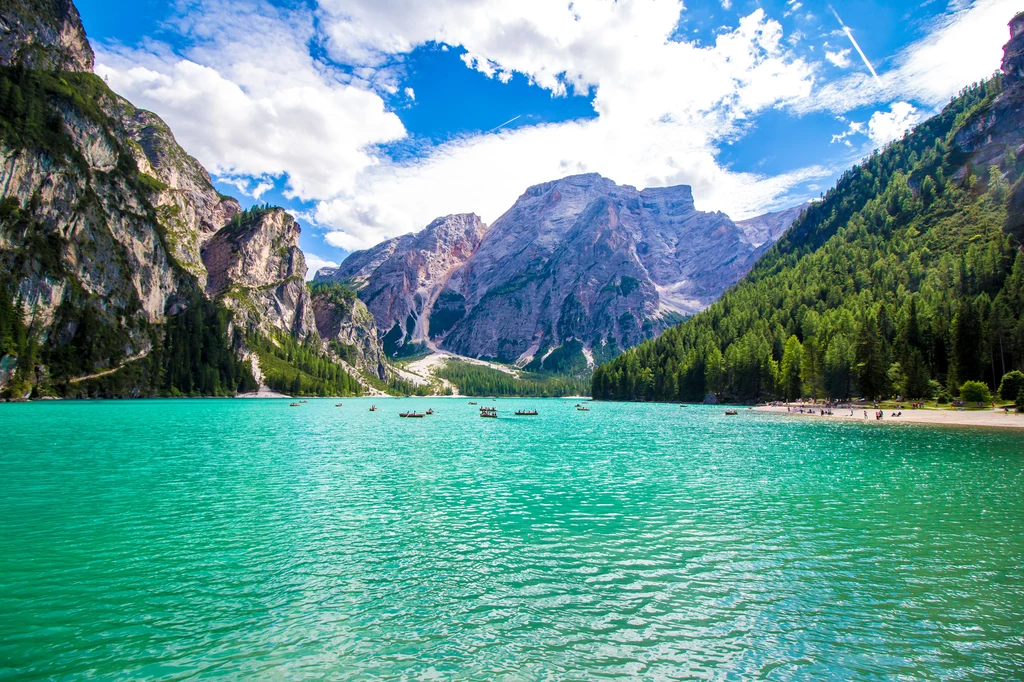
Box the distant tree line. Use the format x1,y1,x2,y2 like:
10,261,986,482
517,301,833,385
437,360,589,397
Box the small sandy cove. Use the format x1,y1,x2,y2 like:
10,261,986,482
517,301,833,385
753,404,1024,430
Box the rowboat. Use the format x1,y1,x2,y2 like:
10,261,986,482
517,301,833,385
480,411,497,418
725,410,739,416
400,412,425,418
426,409,434,415
577,407,590,412
369,406,377,412
468,402,478,405
515,410,538,416
290,402,301,407
335,403,343,407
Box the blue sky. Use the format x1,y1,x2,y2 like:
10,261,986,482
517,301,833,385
77,0,1018,274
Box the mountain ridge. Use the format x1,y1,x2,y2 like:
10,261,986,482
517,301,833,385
317,172,808,367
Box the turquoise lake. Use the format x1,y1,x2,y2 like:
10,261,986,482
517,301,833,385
1,399,1023,680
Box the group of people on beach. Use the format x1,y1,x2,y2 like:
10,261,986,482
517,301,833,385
776,401,910,420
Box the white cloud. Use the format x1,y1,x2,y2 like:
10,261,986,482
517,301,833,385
251,181,274,200
305,4,821,248
830,119,865,147
303,253,339,280
95,0,405,202
825,48,852,68
867,102,922,147
93,0,1012,254
316,116,832,251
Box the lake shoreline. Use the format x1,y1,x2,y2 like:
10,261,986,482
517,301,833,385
753,404,1024,430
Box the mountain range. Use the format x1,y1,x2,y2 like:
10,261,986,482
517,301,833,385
316,174,807,370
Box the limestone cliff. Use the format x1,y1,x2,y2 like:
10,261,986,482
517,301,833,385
954,11,1024,237
202,207,315,339
0,0,93,72
310,285,387,380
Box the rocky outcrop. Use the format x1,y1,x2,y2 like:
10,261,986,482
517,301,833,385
202,208,316,339
320,174,803,366
0,0,94,72
954,12,1024,163
311,289,387,380
318,213,487,355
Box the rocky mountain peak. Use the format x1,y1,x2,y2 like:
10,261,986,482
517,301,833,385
315,212,489,355
415,213,487,253
0,0,94,72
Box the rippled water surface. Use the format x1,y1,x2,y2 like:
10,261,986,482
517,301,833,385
2,399,1023,680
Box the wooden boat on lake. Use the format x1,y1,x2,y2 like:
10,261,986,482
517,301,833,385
480,411,498,418
336,403,343,407
426,409,434,415
577,406,590,412
369,405,377,412
290,402,301,407
400,412,425,418
515,410,538,416
725,410,739,416
300,400,308,403
468,402,478,405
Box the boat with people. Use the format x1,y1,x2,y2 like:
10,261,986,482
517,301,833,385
426,409,434,415
725,410,739,416
369,405,377,412
336,403,343,407
290,402,301,407
399,412,426,418
300,400,308,403
515,410,539,416
480,411,498,418
577,406,590,412
468,402,478,405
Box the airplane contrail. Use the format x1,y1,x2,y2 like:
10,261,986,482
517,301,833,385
829,4,882,86
488,114,522,133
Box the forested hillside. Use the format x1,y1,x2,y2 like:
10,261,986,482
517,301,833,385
593,75,1024,404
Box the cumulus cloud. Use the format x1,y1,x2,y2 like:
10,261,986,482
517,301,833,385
831,119,865,147
305,3,821,248
868,102,922,147
825,48,852,68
